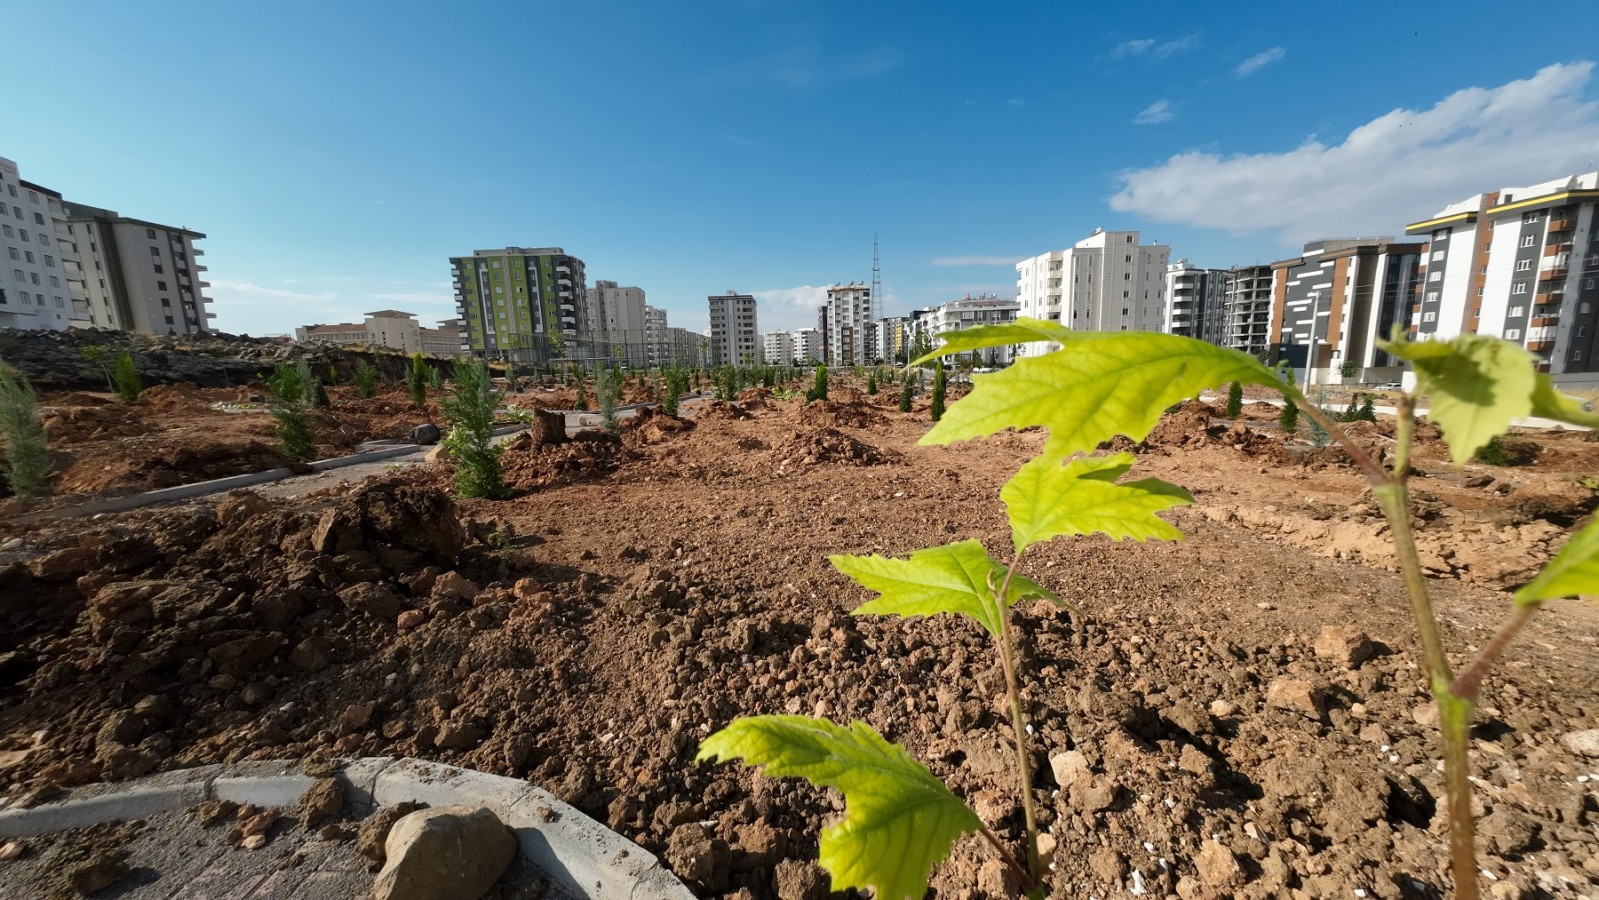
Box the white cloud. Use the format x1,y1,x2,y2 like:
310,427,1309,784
1112,39,1156,59
1113,35,1197,60
1134,99,1176,125
1109,62,1599,244
752,285,831,332
1236,47,1286,77
931,255,1020,266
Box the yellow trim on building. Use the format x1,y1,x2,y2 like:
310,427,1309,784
1484,190,1599,216
1405,211,1477,232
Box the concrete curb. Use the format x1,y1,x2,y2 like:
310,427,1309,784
0,757,693,900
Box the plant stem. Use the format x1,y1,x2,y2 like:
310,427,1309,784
976,824,1036,895
1451,604,1536,701
991,562,1044,896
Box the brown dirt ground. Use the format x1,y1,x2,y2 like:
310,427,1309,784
2,375,1598,899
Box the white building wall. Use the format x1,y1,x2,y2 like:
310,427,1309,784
823,284,875,366
0,158,86,331
792,328,823,364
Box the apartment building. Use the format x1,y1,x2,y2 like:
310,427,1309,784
63,201,212,336
1269,238,1423,384
762,331,795,366
295,309,460,355
0,157,90,331
921,295,1020,365
645,305,670,367
1164,260,1228,344
792,328,823,365
707,291,759,366
451,247,586,364
585,280,649,367
1222,265,1275,358
665,326,706,367
874,317,910,365
822,283,876,366
1406,172,1599,374
1015,229,1170,357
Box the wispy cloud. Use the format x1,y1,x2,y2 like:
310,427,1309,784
722,134,769,152
1109,62,1599,244
752,285,831,331
210,278,336,305
1134,99,1176,125
1236,47,1287,77
1112,35,1198,60
728,45,902,90
931,255,1020,267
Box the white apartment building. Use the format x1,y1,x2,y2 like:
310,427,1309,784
296,309,459,355
63,201,212,335
874,317,910,365
762,331,794,366
585,280,649,367
645,305,670,367
791,328,823,365
823,282,876,366
1406,172,1599,375
1164,260,1229,344
707,291,759,366
665,326,706,367
921,295,1021,365
1015,229,1170,357
0,157,89,331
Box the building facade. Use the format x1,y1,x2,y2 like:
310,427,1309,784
792,328,823,365
1222,265,1275,358
874,317,910,365
645,305,670,367
296,310,460,355
1015,229,1170,357
585,280,649,367
1164,260,1228,344
1269,239,1423,385
707,291,759,366
920,295,1020,365
665,326,706,367
0,158,90,331
762,331,795,367
451,247,587,364
822,283,876,366
63,201,212,336
1406,172,1599,374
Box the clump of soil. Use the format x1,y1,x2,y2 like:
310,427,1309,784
621,406,696,447
770,426,899,471
694,400,751,421
792,399,887,430
500,431,629,492
1144,400,1218,449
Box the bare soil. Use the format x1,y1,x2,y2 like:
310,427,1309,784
2,375,1598,899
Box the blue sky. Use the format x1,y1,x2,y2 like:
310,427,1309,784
7,2,1599,336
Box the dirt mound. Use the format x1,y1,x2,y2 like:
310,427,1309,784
736,387,772,402
137,383,213,414
620,406,695,446
500,430,628,492
771,426,899,471
55,439,294,494
694,400,751,421
791,399,888,429
39,403,153,445
1144,400,1216,448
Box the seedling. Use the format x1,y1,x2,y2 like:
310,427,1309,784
930,360,947,422
596,364,621,434
112,350,142,403
1226,380,1244,418
406,353,428,406
353,360,379,399
268,360,315,460
0,363,50,498
898,372,913,413
807,364,829,403
699,321,1599,899
440,358,507,499
866,369,879,395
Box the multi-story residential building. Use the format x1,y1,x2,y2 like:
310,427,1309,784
707,291,759,366
645,305,670,367
1222,265,1275,358
1405,172,1599,374
1015,229,1170,357
295,309,461,356
1269,238,1423,385
0,158,90,331
585,280,649,367
874,317,910,365
792,328,823,365
665,326,707,367
1164,260,1229,344
762,331,795,367
451,247,587,364
921,295,1021,365
63,201,212,336
822,282,876,366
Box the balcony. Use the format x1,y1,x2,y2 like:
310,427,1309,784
1536,289,1562,304
1539,266,1569,281
1549,218,1575,233
1545,242,1573,256
1530,315,1560,328
1526,340,1555,352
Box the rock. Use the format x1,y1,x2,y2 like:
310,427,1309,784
241,833,268,850
358,802,422,868
30,545,99,581
291,636,334,671
396,610,427,630
68,850,130,894
340,702,376,733
665,822,728,886
339,582,403,620
372,806,515,900
424,444,448,465
1266,677,1326,721
1049,749,1090,788
1194,838,1244,888
1177,743,1212,778
1208,699,1237,718
1072,775,1120,812
215,491,273,528
977,858,1022,897
209,634,284,677
409,423,441,445
1479,807,1540,855
434,722,487,750
1088,847,1127,883
311,507,362,555
1561,729,1599,758
733,821,786,868
1313,625,1376,668
297,777,344,828
773,858,830,900
431,571,479,602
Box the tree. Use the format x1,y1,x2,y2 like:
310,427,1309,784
807,364,829,403
113,350,142,403
441,358,507,499
0,364,50,497
353,360,379,399
898,372,913,412
269,361,315,460
866,369,878,395
930,359,947,421
910,330,933,366
406,353,428,406
1225,381,1244,419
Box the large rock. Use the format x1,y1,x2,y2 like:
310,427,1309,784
1312,625,1375,669
409,423,442,445
372,806,516,900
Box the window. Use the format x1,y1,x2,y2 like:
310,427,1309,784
23,251,32,264
32,213,43,225
0,225,9,237
26,190,37,204
30,273,38,285
1522,235,1536,247
1508,306,1524,318
1429,270,1441,282
53,296,63,309
17,229,26,241
1506,329,1521,340
1513,282,1529,295
145,228,156,239
1431,250,1445,261
43,255,52,267
149,246,160,256
161,298,171,307
1423,311,1437,322
1432,229,1449,241
157,281,167,291
37,233,48,246
1425,291,1439,302
12,269,23,282
153,264,163,274
19,292,29,304
1516,259,1532,271
1523,211,1539,224
6,248,15,261
48,276,58,287
10,207,20,219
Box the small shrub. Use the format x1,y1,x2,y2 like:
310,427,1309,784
0,365,50,497
353,360,378,399
574,380,589,411
312,379,331,409
1278,397,1299,434
930,359,947,421
428,363,444,391
1225,381,1243,418
807,365,829,403
80,346,114,392
407,353,428,406
1358,395,1377,423
597,364,621,433
440,358,507,499
269,361,315,460
866,369,878,395
112,350,142,403
898,373,912,412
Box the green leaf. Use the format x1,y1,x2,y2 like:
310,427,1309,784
1380,334,1537,465
831,540,1055,637
1515,518,1599,606
1002,453,1192,553
910,318,1072,365
1530,373,1599,430
919,330,1282,458
698,716,982,900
